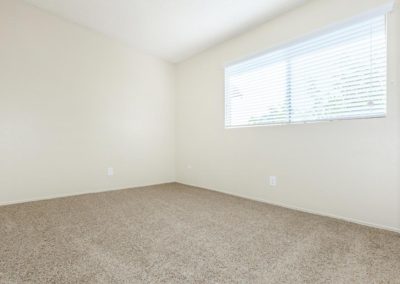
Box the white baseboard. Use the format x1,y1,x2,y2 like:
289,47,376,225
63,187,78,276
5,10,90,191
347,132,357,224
2,181,399,234
0,181,175,207
177,182,400,234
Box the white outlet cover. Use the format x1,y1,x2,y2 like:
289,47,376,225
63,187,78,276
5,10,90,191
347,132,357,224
107,167,114,176
269,176,277,186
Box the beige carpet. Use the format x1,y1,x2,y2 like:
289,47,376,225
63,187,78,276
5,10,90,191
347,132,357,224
0,183,399,283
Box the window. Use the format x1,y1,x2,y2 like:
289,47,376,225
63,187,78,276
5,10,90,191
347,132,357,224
225,14,388,128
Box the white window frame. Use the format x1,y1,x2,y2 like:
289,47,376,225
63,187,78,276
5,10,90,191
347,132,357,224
224,3,393,129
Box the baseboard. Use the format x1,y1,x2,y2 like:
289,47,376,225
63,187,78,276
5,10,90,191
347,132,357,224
177,182,400,234
3,181,399,234
0,181,176,207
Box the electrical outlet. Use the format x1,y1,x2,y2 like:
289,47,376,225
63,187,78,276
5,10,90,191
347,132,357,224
107,167,114,176
269,176,277,187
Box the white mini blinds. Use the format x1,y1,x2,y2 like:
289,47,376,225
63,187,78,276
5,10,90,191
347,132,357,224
224,12,389,128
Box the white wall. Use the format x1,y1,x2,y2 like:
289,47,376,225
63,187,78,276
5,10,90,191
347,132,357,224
0,0,175,204
176,0,400,231
1,0,399,232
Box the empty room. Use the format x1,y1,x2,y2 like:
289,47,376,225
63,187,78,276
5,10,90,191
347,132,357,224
1,0,399,283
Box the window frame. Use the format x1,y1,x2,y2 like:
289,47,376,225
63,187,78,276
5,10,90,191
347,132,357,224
224,5,392,129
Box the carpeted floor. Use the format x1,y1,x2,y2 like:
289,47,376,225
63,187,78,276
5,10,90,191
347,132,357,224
0,183,399,283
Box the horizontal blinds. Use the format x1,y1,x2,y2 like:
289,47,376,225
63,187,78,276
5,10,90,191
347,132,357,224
225,14,387,128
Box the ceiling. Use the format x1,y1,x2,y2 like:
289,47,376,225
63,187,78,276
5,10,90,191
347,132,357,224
24,0,309,63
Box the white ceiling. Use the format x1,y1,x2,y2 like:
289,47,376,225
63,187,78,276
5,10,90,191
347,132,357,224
24,0,308,63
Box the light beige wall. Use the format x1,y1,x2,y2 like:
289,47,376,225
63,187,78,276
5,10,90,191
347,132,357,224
176,0,400,231
0,0,175,204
